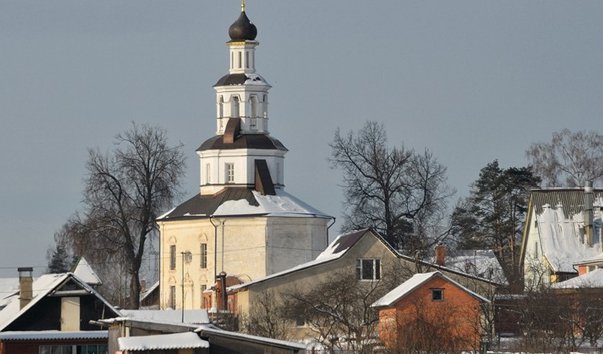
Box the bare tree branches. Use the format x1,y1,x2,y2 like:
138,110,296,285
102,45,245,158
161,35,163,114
330,121,453,253
57,123,185,308
526,129,603,187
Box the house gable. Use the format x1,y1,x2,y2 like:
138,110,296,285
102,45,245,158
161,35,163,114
0,273,119,332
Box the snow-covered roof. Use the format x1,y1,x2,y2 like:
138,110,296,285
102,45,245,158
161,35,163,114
536,203,601,273
551,268,603,289
195,325,306,350
118,332,209,351
0,330,107,341
436,250,507,285
371,271,489,308
118,309,209,325
140,281,159,302
72,257,102,286
229,229,372,291
0,278,19,307
158,187,331,221
0,272,119,331
214,190,329,218
577,253,603,266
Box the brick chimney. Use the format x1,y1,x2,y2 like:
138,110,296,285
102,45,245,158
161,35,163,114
215,272,228,312
585,181,594,247
18,267,33,310
435,244,446,266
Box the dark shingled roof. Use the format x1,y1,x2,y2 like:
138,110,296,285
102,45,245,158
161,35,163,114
215,73,247,86
197,134,287,152
160,188,259,220
214,73,266,87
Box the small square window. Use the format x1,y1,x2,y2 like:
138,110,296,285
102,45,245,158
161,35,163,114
432,288,443,301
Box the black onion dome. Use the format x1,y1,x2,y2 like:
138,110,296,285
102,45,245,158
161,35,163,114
228,11,257,41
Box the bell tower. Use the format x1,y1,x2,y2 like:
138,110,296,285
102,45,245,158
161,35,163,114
198,3,286,195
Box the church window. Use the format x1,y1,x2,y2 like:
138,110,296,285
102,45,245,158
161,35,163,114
200,243,208,269
276,162,282,184
205,163,211,184
219,96,224,118
356,258,380,280
225,163,235,183
231,96,240,118
169,286,176,309
250,96,257,118
230,52,234,69
245,51,249,69
170,245,176,270
238,51,242,68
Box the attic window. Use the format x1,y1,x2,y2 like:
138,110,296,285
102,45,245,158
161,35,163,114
356,259,380,281
432,288,444,301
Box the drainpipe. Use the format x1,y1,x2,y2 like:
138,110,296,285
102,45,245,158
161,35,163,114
326,217,336,248
585,181,594,247
209,216,219,287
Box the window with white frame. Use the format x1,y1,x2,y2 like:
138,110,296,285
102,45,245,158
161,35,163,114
205,163,211,184
225,163,235,183
356,258,380,280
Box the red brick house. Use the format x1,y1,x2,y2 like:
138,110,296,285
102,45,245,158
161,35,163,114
372,271,489,353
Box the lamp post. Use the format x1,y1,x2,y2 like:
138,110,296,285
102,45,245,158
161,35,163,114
181,251,192,322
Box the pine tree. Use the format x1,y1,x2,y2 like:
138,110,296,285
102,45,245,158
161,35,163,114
47,243,71,273
451,160,540,286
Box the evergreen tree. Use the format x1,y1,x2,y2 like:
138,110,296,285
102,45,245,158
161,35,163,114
47,243,71,273
451,160,540,285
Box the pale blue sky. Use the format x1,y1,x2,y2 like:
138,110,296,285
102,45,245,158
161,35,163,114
1,1,602,276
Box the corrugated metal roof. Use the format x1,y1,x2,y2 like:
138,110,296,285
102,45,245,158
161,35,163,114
0,330,107,341
530,188,603,216
118,332,209,351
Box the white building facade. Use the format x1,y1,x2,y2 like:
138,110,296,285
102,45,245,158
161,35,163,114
157,5,333,311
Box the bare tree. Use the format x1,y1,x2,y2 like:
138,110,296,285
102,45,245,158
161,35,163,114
526,129,603,187
58,123,185,308
241,290,291,340
281,263,412,353
330,121,453,252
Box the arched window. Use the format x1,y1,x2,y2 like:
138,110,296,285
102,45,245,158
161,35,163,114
231,96,240,118
218,96,224,118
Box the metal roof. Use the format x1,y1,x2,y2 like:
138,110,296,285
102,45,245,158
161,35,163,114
0,330,107,341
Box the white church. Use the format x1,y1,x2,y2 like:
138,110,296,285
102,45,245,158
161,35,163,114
157,4,333,310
